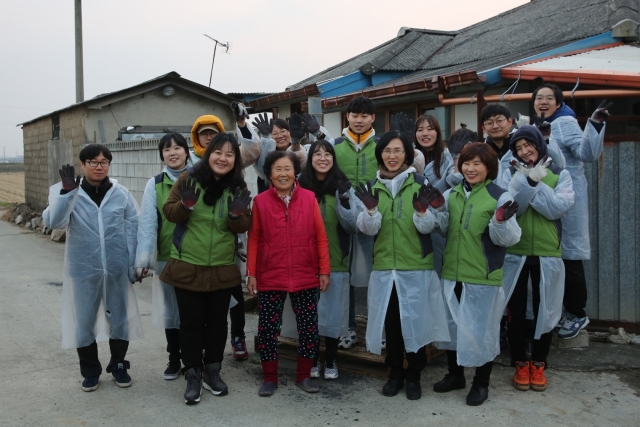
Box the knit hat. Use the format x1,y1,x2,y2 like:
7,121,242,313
509,125,547,163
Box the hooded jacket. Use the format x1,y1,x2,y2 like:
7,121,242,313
190,115,226,158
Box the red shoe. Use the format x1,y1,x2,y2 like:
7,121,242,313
231,337,249,361
530,361,547,391
513,361,530,391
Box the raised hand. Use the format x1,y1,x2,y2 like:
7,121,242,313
537,113,551,140
354,182,379,211
180,178,201,209
591,100,613,123
390,112,415,143
509,159,531,177
336,180,352,209
252,113,273,136
59,164,81,191
495,200,519,222
301,113,321,135
423,183,445,209
412,185,431,214
227,187,252,218
528,156,553,183
230,101,250,121
289,113,307,143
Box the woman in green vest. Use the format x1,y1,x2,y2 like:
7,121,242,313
160,133,252,405
501,125,574,392
428,142,521,406
134,133,192,380
354,131,450,401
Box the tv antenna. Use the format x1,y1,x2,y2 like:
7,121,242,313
204,34,231,88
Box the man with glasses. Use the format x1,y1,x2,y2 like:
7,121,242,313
480,105,515,187
43,144,142,392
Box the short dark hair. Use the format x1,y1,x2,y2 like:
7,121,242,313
272,118,289,131
79,144,112,163
263,150,301,180
480,104,512,123
457,142,499,181
532,83,564,106
158,133,189,161
346,96,375,115
375,131,415,168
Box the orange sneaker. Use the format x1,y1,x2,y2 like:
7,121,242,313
530,361,548,391
513,361,530,391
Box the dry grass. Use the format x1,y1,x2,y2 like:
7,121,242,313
0,172,25,204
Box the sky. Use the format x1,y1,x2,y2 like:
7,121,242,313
0,0,529,157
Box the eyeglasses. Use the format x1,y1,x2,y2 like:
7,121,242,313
198,130,218,138
85,160,111,168
312,152,333,160
382,149,405,157
483,118,508,127
272,130,289,138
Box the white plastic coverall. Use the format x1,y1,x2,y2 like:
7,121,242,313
501,167,575,338
550,117,604,260
357,167,451,355
430,187,521,367
280,189,357,340
43,179,143,349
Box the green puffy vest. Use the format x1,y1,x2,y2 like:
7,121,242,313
171,174,237,267
319,194,350,272
334,135,378,186
442,180,507,286
370,173,434,271
507,166,562,257
154,173,176,261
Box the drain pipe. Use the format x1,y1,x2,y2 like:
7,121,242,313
438,89,640,105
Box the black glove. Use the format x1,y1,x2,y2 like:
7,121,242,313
227,187,252,218
412,185,431,214
59,164,81,191
289,113,307,143
336,180,352,209
390,112,415,143
537,113,551,140
230,101,250,121
354,182,379,211
301,113,321,135
180,178,201,209
448,126,477,155
424,183,445,209
591,100,613,123
252,113,273,136
495,200,519,222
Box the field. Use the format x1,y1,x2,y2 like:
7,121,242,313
0,172,25,205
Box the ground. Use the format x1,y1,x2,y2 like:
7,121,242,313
0,172,25,205
0,217,639,427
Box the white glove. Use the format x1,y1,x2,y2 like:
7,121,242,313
509,159,531,177
135,267,148,283
516,113,530,129
528,156,553,183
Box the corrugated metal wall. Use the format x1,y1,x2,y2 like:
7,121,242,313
584,140,640,323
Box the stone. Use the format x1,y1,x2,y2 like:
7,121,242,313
31,217,42,229
589,332,609,343
631,335,640,346
25,221,31,229
608,328,631,345
50,229,66,243
552,329,589,349
15,214,23,225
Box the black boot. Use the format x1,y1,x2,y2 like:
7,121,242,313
466,383,489,406
184,368,202,405
382,377,404,397
405,380,422,400
203,362,228,396
433,374,466,393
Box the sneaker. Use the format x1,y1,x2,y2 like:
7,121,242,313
111,364,132,388
324,360,339,380
184,368,202,405
202,362,228,396
310,361,321,378
81,376,99,392
530,361,547,391
381,339,387,350
164,360,182,380
231,337,249,361
557,314,589,339
338,328,357,349
513,361,530,391
554,312,567,330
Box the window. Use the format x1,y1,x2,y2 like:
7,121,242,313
52,115,60,140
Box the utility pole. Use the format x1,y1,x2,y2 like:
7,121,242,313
203,35,230,88
75,0,84,103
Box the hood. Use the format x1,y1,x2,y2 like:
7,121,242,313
536,103,576,124
190,115,226,158
510,125,548,164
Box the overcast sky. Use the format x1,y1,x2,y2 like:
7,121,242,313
0,0,528,157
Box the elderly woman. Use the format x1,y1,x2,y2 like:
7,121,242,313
428,142,521,406
246,150,330,397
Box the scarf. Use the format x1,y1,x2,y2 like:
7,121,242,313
378,163,409,180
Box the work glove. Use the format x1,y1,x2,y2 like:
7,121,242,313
230,101,250,121
252,113,273,137
390,112,416,143
412,185,431,214
301,113,321,135
537,113,551,141
227,187,252,218
134,268,148,283
448,127,476,156
336,180,352,209
59,164,81,191
528,156,553,183
591,100,613,123
509,159,532,177
180,178,201,210
495,200,519,222
354,182,379,211
423,183,445,209
289,113,307,144
516,113,530,129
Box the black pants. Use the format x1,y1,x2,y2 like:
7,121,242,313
385,285,427,382
507,261,552,365
229,284,245,339
77,339,129,378
446,281,493,387
174,286,233,370
563,259,588,318
314,336,340,365
165,329,180,362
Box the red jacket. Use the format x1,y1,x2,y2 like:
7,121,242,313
247,184,330,292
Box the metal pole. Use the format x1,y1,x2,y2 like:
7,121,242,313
74,0,84,103
208,42,218,88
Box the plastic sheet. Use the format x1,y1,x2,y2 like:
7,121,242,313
151,261,180,330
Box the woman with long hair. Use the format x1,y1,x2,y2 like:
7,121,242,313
414,115,461,192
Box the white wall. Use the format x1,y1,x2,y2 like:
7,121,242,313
323,112,342,140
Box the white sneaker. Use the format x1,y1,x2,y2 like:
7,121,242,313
338,328,357,349
381,339,387,350
310,361,321,378
324,361,339,380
